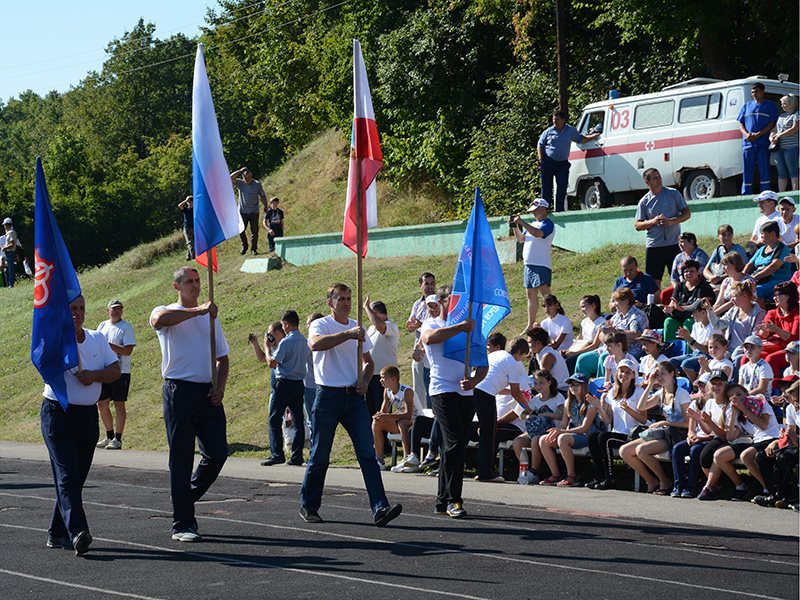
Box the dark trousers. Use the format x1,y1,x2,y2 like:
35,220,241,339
267,226,283,252
432,392,475,508
4,250,15,287
587,431,628,480
41,399,98,540
496,422,523,443
366,374,383,417
269,378,305,462
301,386,389,515
162,379,228,532
699,437,730,470
672,440,707,493
756,446,799,500
471,389,497,479
540,156,570,212
239,212,259,251
411,415,441,456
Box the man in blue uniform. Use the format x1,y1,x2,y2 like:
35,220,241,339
737,83,777,195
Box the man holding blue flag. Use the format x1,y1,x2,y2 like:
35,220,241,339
32,158,120,556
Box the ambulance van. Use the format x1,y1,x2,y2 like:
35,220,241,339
566,76,799,209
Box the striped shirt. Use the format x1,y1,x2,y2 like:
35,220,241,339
234,179,266,214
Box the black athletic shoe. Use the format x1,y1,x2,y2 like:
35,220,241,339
46,535,71,549
287,458,304,466
261,457,286,466
374,504,402,527
73,531,92,556
240,246,248,255
594,479,615,490
299,507,324,524
730,487,749,502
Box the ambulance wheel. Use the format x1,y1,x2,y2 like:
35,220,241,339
579,180,612,210
682,170,718,201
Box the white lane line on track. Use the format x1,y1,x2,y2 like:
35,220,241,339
0,521,491,600
0,491,789,600
325,502,798,567
0,567,167,600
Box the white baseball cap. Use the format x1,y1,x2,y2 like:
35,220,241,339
2,218,11,225
425,294,439,304
617,358,639,375
526,198,549,212
754,190,778,202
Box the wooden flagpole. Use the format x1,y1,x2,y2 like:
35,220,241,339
355,157,364,382
207,251,218,388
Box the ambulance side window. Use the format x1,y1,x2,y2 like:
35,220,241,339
678,93,722,123
725,88,744,117
633,100,674,130
580,111,605,135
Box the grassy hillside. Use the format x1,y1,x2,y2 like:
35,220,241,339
260,129,455,237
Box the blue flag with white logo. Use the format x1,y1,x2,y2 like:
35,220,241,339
31,157,82,410
443,187,510,367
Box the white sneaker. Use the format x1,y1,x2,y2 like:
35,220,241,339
96,438,112,449
399,454,420,473
106,438,122,450
377,458,388,471
172,529,201,542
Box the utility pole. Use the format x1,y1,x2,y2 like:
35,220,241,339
555,0,568,116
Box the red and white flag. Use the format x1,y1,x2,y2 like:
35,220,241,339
342,39,383,256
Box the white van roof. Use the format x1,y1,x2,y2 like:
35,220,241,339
580,76,798,111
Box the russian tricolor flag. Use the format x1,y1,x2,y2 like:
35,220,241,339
192,43,243,269
342,39,383,257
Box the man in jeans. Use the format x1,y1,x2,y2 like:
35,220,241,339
230,167,267,255
300,283,402,527
262,310,310,466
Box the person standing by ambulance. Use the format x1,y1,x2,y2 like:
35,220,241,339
738,82,778,195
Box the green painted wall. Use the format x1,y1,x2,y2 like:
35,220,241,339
274,192,800,266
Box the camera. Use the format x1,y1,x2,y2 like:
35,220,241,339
267,333,276,344
247,332,255,343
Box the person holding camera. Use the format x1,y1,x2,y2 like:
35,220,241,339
511,199,555,331
249,322,288,464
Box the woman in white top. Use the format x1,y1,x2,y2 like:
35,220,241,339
539,294,573,351
620,361,691,494
527,326,569,390
563,294,605,373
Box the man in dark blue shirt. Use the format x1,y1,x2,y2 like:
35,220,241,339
612,255,659,306
737,83,777,195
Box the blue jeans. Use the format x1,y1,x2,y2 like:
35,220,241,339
4,250,14,287
775,146,799,179
669,351,702,376
303,386,316,435
540,156,570,212
671,439,707,493
300,386,389,515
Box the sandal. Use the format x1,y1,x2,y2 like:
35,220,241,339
557,476,580,487
539,475,561,486
651,487,672,496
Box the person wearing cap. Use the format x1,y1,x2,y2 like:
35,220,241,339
662,260,716,342
744,220,794,304
738,335,774,397
749,190,781,247
737,82,777,195
537,109,600,212
612,256,658,307
777,196,799,247
406,273,437,410
669,371,715,497
95,300,137,450
637,329,668,385
634,168,691,290
230,166,268,255
2,217,18,288
512,199,555,330
586,359,646,489
783,340,800,378
364,297,400,418
704,224,749,289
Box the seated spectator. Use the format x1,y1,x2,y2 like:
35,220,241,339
662,260,716,341
753,380,799,509
562,294,605,373
739,336,774,397
494,340,533,447
671,372,717,497
744,221,793,304
672,302,721,382
699,384,781,501
513,370,565,485
620,361,691,494
704,224,748,289
708,281,766,363
538,373,601,487
712,252,754,315
393,415,441,473
749,190,781,249
777,197,799,248
539,294,573,351
613,256,658,306
373,366,419,471
637,330,668,387
526,327,569,391
587,360,646,489
598,331,636,388
756,281,799,376
696,333,734,382
661,233,709,305
689,371,735,498
784,341,800,378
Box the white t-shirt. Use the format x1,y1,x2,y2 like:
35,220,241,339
522,219,555,269
536,346,569,388
477,350,526,396
309,315,373,387
640,353,668,378
603,353,637,382
784,365,800,377
691,321,720,346
741,402,781,443
704,399,733,430
580,316,605,343
151,304,230,383
541,313,574,351
43,329,119,406
496,369,531,431
385,383,421,418
752,211,781,242
421,318,471,396
367,319,399,371
604,386,644,435
708,357,734,380
784,403,797,428
779,214,800,245
739,358,774,392
96,318,137,374
687,400,706,436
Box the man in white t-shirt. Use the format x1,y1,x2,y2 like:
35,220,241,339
42,294,120,556
749,190,781,247
150,267,230,543
420,286,487,518
512,198,555,330
364,298,400,416
300,283,402,528
95,299,137,450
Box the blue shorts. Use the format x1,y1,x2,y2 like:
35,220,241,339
569,433,589,449
524,264,552,288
